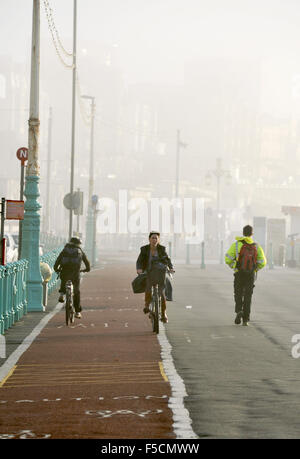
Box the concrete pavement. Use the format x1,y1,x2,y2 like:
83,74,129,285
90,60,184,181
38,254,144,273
165,263,300,438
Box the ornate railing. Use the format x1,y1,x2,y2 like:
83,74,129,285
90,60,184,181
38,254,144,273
0,246,64,334
0,260,28,334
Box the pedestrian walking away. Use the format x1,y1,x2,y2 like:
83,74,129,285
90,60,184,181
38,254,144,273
54,237,91,319
225,225,267,326
136,231,175,324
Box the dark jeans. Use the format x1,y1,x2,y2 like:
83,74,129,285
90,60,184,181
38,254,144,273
59,272,81,313
234,271,255,321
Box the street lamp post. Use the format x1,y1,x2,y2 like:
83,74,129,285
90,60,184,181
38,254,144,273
174,129,187,256
21,0,43,311
206,157,231,250
81,95,96,264
68,0,77,240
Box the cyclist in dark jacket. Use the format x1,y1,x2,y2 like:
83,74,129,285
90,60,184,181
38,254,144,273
54,237,90,318
136,231,174,323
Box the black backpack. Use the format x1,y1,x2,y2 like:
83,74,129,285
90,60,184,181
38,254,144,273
60,245,83,269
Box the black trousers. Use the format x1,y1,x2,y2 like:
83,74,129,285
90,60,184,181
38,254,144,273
59,272,81,313
234,271,255,321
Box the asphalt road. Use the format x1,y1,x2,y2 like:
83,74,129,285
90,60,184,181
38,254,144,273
165,263,300,439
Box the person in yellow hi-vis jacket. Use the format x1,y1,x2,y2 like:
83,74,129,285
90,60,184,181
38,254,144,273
225,225,266,326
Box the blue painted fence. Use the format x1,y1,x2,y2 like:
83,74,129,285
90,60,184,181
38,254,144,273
0,246,63,335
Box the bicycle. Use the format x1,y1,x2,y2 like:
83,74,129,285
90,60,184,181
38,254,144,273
56,269,86,326
148,270,173,334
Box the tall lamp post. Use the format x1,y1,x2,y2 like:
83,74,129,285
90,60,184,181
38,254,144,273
81,95,96,264
205,158,231,246
68,0,77,240
174,129,187,256
21,0,43,311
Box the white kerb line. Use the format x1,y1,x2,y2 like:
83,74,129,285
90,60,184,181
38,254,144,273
157,324,198,439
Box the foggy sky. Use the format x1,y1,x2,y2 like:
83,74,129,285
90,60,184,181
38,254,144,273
2,0,300,230
2,0,300,93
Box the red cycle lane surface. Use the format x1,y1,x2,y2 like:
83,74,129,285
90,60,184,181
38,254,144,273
0,264,175,439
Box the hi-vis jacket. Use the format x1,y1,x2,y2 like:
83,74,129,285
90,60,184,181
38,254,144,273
225,236,267,272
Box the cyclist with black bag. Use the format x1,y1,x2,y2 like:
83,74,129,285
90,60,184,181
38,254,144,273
225,225,266,326
136,231,175,324
54,237,90,319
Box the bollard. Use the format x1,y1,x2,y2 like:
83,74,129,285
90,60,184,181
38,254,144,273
268,241,274,270
186,243,190,265
40,262,52,308
220,240,224,264
42,281,48,307
201,241,205,269
279,244,286,267
168,241,172,258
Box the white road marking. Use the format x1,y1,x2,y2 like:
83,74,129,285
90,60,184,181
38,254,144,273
0,430,51,439
157,325,198,439
0,303,63,385
85,409,163,418
0,394,168,404
71,324,87,329
211,334,235,340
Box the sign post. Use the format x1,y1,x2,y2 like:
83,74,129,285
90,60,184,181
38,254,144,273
0,198,25,265
16,147,28,259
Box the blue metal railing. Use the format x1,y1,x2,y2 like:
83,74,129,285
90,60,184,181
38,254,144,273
0,246,63,334
40,232,67,253
0,260,28,335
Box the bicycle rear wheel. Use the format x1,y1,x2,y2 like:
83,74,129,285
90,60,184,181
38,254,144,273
65,294,72,326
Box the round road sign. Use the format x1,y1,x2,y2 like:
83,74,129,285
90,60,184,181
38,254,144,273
63,192,81,210
16,147,28,165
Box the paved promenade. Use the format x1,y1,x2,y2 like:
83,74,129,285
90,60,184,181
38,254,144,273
0,256,189,440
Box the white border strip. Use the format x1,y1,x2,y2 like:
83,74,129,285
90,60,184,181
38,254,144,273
0,303,63,383
158,325,198,439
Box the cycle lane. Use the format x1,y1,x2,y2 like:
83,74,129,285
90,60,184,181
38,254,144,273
0,264,175,439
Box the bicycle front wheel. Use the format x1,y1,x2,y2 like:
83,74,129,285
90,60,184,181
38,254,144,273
153,291,159,334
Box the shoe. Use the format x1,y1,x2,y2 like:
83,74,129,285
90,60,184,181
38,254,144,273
58,294,65,303
242,320,248,326
143,306,150,314
161,312,168,323
234,312,243,325
75,312,82,319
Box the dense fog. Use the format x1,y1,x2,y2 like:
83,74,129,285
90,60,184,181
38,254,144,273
1,0,300,258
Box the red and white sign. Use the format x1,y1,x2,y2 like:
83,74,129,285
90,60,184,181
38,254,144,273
16,147,28,165
6,200,24,220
